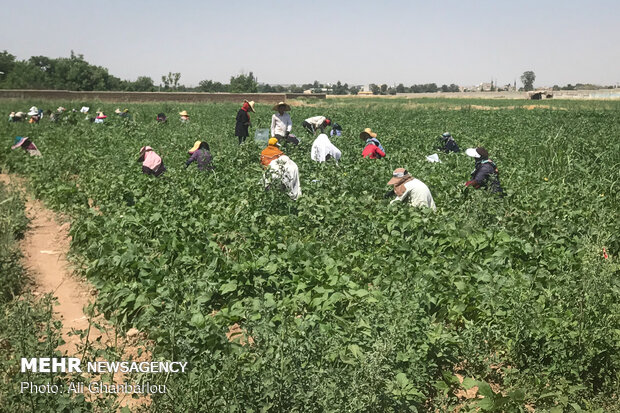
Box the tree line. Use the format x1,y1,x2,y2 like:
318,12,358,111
1,52,614,94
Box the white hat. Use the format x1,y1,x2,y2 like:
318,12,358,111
80,106,89,113
28,107,39,116
465,148,481,158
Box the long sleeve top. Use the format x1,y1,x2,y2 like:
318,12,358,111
362,144,386,159
185,149,213,171
235,109,250,137
467,159,503,193
271,113,292,137
305,116,326,128
390,179,436,210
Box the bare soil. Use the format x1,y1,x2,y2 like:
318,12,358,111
0,173,150,411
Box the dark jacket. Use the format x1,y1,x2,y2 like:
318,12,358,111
235,109,250,137
470,160,503,194
438,136,460,153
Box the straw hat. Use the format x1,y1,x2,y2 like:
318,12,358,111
360,128,377,139
272,102,291,111
189,141,202,153
179,110,189,117
114,108,122,114
387,168,411,186
56,106,66,113
9,111,15,117
244,99,255,112
15,111,24,117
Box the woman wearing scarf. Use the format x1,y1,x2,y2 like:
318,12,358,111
235,100,255,144
186,141,214,171
260,138,284,167
138,146,166,177
311,133,341,163
465,147,503,195
385,168,436,210
11,136,42,157
360,128,386,159
265,155,302,200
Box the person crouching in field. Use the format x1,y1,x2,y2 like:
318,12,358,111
437,132,460,153
179,110,190,122
235,100,255,144
302,116,331,135
311,133,341,163
260,138,301,199
385,168,436,210
330,122,343,137
156,113,167,123
11,136,42,157
465,147,503,195
360,128,386,159
138,146,166,177
186,141,214,171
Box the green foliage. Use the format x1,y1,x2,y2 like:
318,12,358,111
521,71,536,91
0,98,618,411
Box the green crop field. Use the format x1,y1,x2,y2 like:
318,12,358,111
1,98,619,412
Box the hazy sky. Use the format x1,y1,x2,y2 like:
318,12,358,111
2,0,618,87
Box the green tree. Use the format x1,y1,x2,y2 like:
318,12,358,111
521,71,536,91
380,84,388,95
369,84,380,95
396,83,406,93
229,72,258,93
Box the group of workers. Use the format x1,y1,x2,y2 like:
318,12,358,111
8,100,504,207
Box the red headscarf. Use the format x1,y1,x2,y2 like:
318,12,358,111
241,102,251,121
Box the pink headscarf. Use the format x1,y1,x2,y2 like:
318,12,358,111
140,146,162,170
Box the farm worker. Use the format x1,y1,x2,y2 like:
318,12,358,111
330,122,343,137
360,128,385,151
185,141,214,171
138,146,166,177
156,113,167,123
94,111,107,124
437,132,460,153
360,128,386,159
465,147,504,195
385,168,436,210
50,107,65,122
265,155,302,200
260,138,284,167
115,108,131,119
11,136,42,157
28,107,40,123
179,110,190,122
13,111,25,122
302,116,331,134
311,133,341,163
235,100,255,145
270,102,295,143
9,112,19,122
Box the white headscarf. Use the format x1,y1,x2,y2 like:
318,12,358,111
311,133,341,163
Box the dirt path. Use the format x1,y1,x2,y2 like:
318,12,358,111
0,173,150,410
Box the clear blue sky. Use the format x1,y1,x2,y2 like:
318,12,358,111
2,0,618,87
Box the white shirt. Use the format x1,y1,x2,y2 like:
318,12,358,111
391,178,436,211
265,155,301,200
305,116,326,128
311,134,341,162
271,113,292,137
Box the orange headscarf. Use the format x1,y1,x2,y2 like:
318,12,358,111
260,145,283,166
